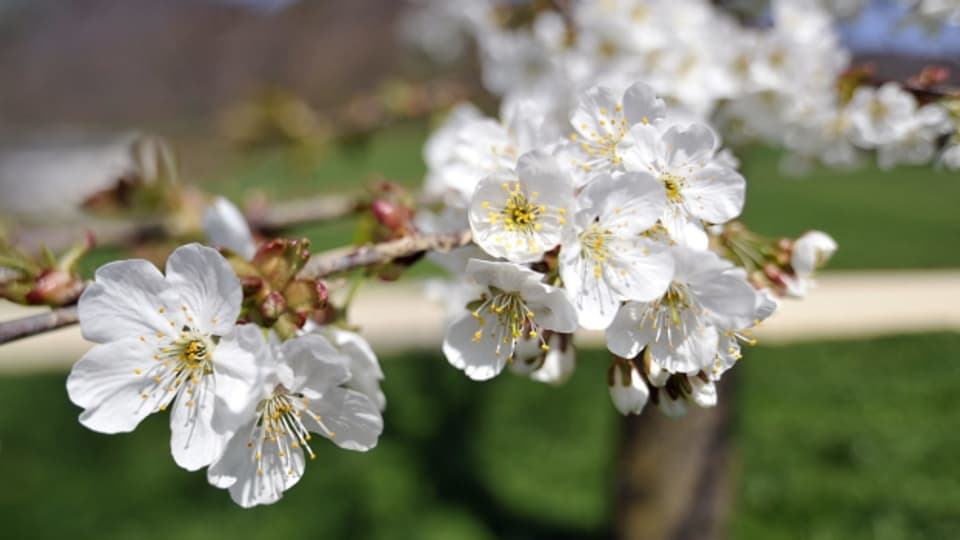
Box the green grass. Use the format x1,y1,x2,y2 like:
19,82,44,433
732,332,960,540
739,148,960,270
2,334,959,539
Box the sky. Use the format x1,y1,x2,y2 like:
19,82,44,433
840,0,960,55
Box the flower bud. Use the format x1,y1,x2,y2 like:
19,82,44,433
24,269,85,306
530,334,575,386
259,291,287,322
607,358,649,416
252,238,311,289
791,231,837,278
370,199,408,231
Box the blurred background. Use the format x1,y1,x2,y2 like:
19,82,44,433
0,1,959,539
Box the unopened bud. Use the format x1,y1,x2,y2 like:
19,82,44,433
240,276,264,296
252,238,311,289
24,269,85,306
260,291,286,322
371,199,411,231
607,358,649,416
791,231,837,278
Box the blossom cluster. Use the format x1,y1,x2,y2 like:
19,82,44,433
402,0,960,172
421,80,837,416
66,243,385,507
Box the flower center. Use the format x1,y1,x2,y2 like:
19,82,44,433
470,289,550,358
135,305,220,411
500,183,547,234
247,386,338,477
637,283,704,348
659,173,685,202
580,224,613,279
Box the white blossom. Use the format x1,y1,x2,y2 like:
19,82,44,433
605,247,757,375
443,259,577,381
623,122,746,249
207,332,382,507
67,243,259,471
607,359,650,416
559,172,673,330
468,150,573,263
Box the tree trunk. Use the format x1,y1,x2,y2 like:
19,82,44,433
614,376,736,540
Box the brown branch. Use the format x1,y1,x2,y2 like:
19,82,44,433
0,305,79,344
0,229,473,346
298,229,472,279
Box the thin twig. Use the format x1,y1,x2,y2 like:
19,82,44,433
0,229,472,346
298,229,472,279
0,305,79,344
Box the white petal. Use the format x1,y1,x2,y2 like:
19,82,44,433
208,420,300,508
662,123,717,167
791,231,838,277
528,284,579,333
661,209,709,250
212,327,265,421
693,274,758,330
78,259,177,343
608,361,650,415
303,388,383,451
203,197,257,259
560,244,623,330
442,313,508,381
530,337,576,386
620,124,663,173
622,82,666,126
605,302,655,359
689,376,718,408
281,333,351,397
648,325,719,375
571,86,623,140
165,243,242,336
170,375,223,471
67,338,159,433
684,165,746,224
608,239,675,303
321,327,386,411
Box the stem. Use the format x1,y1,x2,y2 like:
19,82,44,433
0,305,79,344
0,229,472,346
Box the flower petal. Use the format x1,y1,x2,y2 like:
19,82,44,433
622,82,666,127
303,388,383,452
203,197,257,260
605,302,655,359
67,338,159,433
170,374,223,471
165,243,242,336
78,259,177,343
685,164,745,224
442,313,507,381
280,333,351,396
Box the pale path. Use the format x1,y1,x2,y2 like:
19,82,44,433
1,270,959,374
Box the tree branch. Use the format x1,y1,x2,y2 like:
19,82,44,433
298,229,472,279
0,305,79,344
0,229,472,346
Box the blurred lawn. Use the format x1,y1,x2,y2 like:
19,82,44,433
2,334,958,539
